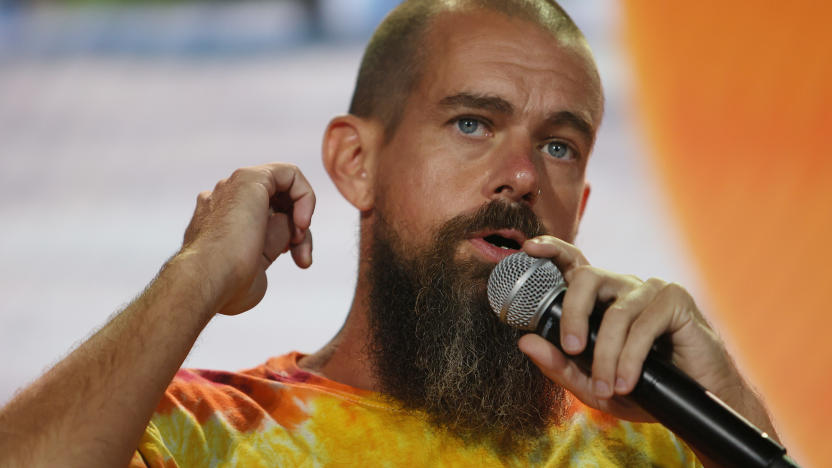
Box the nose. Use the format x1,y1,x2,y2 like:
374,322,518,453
486,134,540,204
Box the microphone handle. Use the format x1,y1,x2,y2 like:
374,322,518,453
535,291,799,468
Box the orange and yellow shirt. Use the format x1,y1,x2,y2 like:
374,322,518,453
130,352,701,467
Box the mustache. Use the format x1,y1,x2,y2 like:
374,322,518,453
439,200,546,243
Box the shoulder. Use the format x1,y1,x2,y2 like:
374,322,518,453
137,356,319,467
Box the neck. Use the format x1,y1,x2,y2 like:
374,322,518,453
297,265,379,392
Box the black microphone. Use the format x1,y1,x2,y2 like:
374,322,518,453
487,252,799,468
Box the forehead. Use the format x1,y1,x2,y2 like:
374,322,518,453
416,9,602,126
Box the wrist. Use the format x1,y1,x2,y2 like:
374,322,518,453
711,370,779,442
158,248,226,324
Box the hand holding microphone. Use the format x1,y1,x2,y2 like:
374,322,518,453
488,237,797,468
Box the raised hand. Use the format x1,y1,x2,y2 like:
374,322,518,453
181,163,316,316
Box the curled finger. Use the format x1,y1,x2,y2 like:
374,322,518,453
590,284,655,399
290,228,313,269
614,279,680,394
523,235,590,279
263,163,317,233
263,212,291,267
559,266,604,354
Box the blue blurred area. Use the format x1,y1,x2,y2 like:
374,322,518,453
0,0,401,57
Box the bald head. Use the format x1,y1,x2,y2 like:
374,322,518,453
348,0,603,142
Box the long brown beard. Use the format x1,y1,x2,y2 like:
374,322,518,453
365,200,565,452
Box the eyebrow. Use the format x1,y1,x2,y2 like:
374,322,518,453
439,92,596,144
545,111,596,145
439,92,514,114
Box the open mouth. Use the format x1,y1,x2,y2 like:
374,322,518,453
482,234,522,250
467,229,527,262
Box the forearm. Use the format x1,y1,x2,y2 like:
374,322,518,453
695,376,781,468
0,162,313,467
0,251,218,468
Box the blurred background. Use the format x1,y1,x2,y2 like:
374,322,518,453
0,1,829,466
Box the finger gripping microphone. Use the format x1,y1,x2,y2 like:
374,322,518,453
487,252,798,468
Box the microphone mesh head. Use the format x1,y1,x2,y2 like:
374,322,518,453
487,252,565,330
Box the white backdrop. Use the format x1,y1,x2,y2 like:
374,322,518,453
0,0,704,405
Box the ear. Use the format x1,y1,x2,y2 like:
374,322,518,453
322,115,382,212
569,182,591,241
578,182,591,221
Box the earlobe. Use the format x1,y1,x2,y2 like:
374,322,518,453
322,115,380,212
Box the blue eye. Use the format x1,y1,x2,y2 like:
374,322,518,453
457,118,480,135
544,141,571,159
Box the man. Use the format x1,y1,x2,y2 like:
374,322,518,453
0,1,780,466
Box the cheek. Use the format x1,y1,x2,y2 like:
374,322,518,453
375,157,446,234
379,136,477,221
538,183,585,241
395,166,468,230
376,164,484,255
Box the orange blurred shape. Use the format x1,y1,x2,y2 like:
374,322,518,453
622,1,832,467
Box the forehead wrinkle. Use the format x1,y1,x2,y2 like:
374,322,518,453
417,10,603,134
466,48,601,124
422,8,604,111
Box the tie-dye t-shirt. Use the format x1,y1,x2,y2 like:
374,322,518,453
130,352,701,467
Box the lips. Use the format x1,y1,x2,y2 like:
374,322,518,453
468,229,527,263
